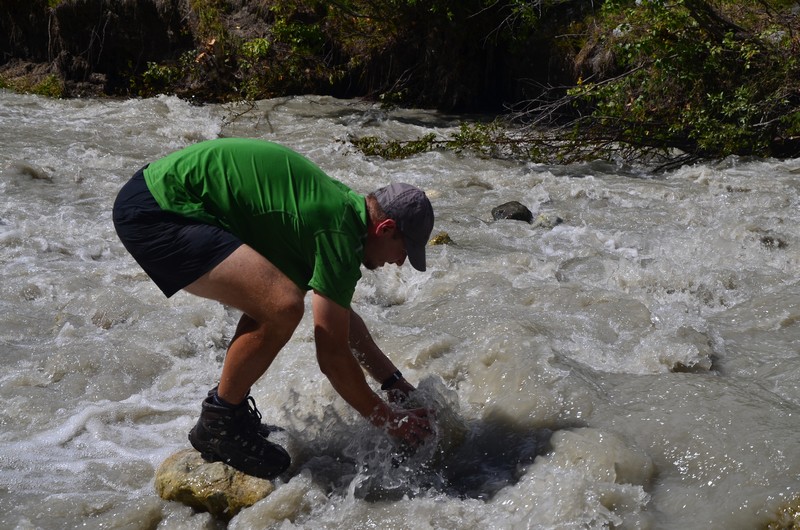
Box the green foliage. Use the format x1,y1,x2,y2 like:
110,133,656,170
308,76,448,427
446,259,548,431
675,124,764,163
190,0,228,42
316,0,548,107
566,0,800,158
31,74,64,98
351,133,439,159
270,16,323,50
237,38,272,99
0,73,64,98
112,1,572,109
450,122,512,158
211,0,799,164
140,62,181,96
783,112,800,137
26,0,797,162
240,38,270,61
351,121,552,162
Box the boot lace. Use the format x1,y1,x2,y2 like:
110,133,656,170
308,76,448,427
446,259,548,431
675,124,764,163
240,396,263,432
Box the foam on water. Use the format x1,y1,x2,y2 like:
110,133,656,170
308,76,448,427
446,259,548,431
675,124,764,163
2,90,800,529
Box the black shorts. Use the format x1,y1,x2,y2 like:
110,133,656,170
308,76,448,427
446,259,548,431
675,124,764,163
112,167,242,297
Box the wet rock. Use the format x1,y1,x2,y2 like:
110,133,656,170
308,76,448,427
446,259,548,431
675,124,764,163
19,283,43,301
9,161,52,181
429,231,453,245
760,234,788,250
548,428,654,487
766,494,800,529
666,326,716,373
491,201,533,223
531,212,563,229
155,448,275,520
748,227,789,250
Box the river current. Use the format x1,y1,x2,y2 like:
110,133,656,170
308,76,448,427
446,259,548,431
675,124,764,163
1,90,799,529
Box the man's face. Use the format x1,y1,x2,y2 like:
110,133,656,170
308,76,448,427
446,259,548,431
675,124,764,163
363,221,407,270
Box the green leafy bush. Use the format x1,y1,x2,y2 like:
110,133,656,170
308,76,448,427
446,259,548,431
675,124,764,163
567,0,800,158
140,62,181,96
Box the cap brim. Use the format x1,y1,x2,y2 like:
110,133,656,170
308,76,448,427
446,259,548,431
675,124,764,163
405,235,427,272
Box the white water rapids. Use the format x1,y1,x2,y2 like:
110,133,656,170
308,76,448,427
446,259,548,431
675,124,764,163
1,90,800,529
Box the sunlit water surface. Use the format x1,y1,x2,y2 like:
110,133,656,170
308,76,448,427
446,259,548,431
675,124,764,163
1,91,800,529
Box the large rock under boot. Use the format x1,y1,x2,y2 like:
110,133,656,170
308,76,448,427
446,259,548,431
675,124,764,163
155,448,275,520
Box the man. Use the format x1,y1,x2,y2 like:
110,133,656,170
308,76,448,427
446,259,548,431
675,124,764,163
112,138,435,479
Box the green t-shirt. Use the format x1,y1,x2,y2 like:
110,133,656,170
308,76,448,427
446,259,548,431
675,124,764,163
143,138,367,308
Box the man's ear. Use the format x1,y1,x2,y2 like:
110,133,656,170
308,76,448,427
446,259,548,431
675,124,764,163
373,218,396,236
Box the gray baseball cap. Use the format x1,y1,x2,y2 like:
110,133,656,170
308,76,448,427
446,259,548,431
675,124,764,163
373,183,434,271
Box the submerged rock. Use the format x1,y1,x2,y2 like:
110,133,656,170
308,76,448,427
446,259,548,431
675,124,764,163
491,201,533,223
532,212,563,229
766,494,800,529
155,448,274,520
9,161,52,181
547,428,654,487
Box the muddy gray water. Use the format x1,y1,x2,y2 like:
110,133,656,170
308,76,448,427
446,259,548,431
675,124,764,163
1,91,800,529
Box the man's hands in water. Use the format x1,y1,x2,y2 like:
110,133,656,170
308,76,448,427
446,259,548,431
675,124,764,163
383,407,434,447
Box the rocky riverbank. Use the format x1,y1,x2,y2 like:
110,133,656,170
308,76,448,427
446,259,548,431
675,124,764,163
0,0,584,107
3,0,222,98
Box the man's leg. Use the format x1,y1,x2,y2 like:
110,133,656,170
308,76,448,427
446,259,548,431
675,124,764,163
183,244,304,479
184,244,305,403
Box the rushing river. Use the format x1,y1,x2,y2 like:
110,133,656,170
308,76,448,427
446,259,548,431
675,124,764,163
1,90,800,530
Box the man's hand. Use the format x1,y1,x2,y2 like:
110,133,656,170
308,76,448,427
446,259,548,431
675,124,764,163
378,406,434,447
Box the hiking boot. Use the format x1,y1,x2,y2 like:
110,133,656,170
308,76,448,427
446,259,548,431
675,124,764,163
206,386,283,438
188,395,291,480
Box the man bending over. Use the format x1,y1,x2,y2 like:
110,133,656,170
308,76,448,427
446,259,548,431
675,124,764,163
112,138,435,479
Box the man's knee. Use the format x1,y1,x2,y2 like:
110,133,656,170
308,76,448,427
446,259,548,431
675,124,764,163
273,293,305,329
243,285,305,330
239,292,304,342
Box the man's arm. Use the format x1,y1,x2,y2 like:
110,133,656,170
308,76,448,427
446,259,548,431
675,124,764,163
348,309,415,397
312,291,431,445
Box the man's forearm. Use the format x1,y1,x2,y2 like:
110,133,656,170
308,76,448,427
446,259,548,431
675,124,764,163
348,309,400,381
316,341,392,424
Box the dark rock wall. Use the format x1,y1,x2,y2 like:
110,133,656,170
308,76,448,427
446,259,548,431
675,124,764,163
1,0,53,63
52,0,192,90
